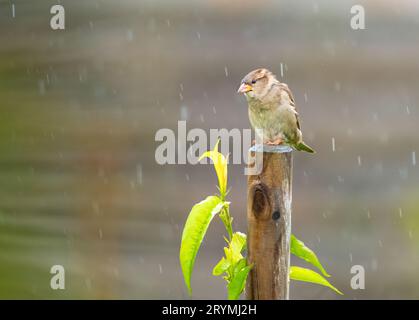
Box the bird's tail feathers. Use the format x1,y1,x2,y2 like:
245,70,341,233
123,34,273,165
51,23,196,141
295,141,315,153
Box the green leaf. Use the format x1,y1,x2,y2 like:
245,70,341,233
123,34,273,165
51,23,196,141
198,140,228,198
213,257,231,276
224,232,247,266
227,265,252,300
290,266,343,295
291,234,330,277
180,196,224,295
231,232,247,253
231,258,247,278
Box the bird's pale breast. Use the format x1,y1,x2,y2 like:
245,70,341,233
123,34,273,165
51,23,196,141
248,99,300,144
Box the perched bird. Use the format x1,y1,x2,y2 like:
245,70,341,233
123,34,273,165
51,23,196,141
237,68,315,153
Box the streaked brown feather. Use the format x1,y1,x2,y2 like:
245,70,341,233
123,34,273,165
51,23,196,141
277,83,301,130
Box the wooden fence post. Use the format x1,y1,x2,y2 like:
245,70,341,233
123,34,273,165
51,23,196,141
246,146,293,300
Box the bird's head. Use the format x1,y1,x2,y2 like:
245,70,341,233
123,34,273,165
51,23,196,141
237,68,278,100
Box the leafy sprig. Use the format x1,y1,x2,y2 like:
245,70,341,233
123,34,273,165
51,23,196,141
179,141,342,299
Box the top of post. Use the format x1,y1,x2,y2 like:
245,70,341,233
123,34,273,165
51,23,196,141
249,144,293,154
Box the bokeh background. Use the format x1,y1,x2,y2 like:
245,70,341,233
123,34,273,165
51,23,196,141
0,0,418,299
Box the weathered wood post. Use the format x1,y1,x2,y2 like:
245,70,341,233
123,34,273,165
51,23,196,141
246,145,293,300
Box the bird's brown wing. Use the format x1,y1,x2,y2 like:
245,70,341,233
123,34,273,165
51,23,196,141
279,83,301,130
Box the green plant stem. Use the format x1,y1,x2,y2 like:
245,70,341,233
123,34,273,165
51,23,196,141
219,205,233,241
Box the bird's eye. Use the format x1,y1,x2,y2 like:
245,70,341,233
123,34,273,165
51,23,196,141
251,79,257,84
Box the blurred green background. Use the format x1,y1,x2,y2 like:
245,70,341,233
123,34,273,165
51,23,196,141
0,0,418,299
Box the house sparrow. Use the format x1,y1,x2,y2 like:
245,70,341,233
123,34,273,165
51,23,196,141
237,68,315,153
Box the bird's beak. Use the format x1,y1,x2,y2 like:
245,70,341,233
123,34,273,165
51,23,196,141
237,83,253,93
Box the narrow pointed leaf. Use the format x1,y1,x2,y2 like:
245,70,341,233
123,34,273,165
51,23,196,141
213,257,231,276
227,265,252,300
231,232,247,253
198,140,228,197
231,258,247,277
290,266,343,295
291,234,330,277
179,196,224,295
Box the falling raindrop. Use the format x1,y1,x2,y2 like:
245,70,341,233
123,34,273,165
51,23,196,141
185,174,190,181
367,210,371,219
304,93,308,103
406,105,410,115
280,63,284,77
212,106,217,114
200,114,204,122
196,31,201,40
98,228,103,239
224,66,229,77
334,81,341,92
331,137,336,152
398,208,403,218
12,3,15,18
412,151,416,166
357,156,362,166
349,253,353,262
179,92,184,101
126,29,134,42
78,69,86,82
158,264,163,274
